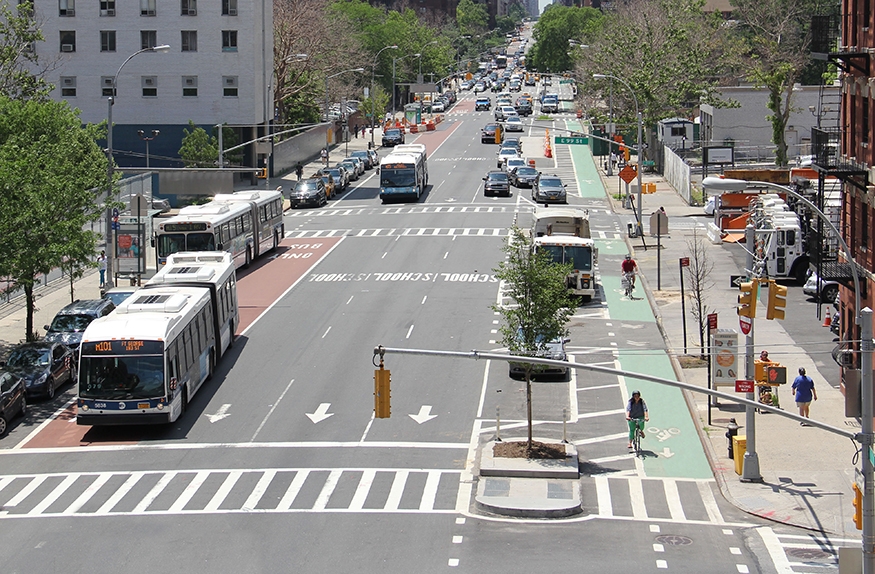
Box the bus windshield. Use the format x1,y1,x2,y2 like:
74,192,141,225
157,233,216,257
79,355,166,400
381,168,416,188
540,245,592,271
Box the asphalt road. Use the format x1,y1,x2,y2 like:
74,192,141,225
0,84,834,573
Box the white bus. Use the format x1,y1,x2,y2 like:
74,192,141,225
144,251,238,359
77,251,238,425
155,189,284,269
379,144,428,203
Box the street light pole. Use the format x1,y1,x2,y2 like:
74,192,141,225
594,74,643,237
392,53,420,120
137,129,160,168
105,44,169,290
371,45,398,149
324,67,364,168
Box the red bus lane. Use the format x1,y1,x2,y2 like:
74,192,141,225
413,120,460,156
18,238,341,449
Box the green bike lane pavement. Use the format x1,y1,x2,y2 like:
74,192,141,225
565,121,712,480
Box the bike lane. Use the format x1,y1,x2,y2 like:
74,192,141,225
566,121,712,480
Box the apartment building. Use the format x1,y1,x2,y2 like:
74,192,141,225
33,0,272,168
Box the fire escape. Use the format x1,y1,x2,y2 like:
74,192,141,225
809,14,868,292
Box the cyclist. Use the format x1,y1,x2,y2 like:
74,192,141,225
626,390,649,449
621,254,638,289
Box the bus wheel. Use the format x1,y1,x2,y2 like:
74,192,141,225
272,231,279,251
244,247,252,268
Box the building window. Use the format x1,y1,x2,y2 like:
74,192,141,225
100,0,115,16
181,30,197,52
141,76,157,97
140,0,155,16
60,76,76,97
60,31,76,52
221,30,237,52
222,0,236,15
181,0,196,15
59,0,75,16
100,31,116,52
182,76,197,97
101,76,115,97
141,30,156,49
864,100,870,146
223,76,238,97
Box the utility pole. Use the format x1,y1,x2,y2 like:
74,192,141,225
740,222,762,482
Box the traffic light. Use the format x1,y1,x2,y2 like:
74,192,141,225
374,367,391,418
737,280,757,318
853,483,863,530
766,280,788,320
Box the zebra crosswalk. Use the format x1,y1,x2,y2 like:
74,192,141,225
285,228,511,239
0,467,462,519
286,205,522,217
767,530,857,573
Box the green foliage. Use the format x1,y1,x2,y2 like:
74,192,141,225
492,227,575,446
0,97,107,340
529,5,604,73
0,1,51,100
456,0,489,37
179,121,218,167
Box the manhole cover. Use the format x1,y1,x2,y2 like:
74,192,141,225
655,535,693,546
786,547,833,560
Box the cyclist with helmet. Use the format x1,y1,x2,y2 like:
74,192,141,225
621,254,638,289
626,390,649,449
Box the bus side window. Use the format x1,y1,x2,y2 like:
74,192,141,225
786,230,795,246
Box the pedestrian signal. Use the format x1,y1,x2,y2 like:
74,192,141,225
374,367,391,418
737,281,757,318
853,483,863,530
766,280,787,320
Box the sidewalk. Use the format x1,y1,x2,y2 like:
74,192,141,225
597,159,859,538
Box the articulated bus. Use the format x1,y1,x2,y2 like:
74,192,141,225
155,189,284,269
379,144,428,203
77,252,238,425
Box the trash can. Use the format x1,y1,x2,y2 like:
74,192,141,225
732,435,747,475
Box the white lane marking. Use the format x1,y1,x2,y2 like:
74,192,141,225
205,403,232,423
419,470,441,511
96,472,145,514
13,397,77,450
736,565,749,573
406,324,415,339
757,527,795,574
664,479,686,521
653,543,664,552
2,475,48,509
568,357,579,423
168,470,210,512
322,326,331,338
573,432,628,446
242,469,277,511
448,559,460,567
421,295,427,305
656,560,667,569
730,547,741,555
346,295,354,304
650,524,660,532
384,470,408,511
409,406,438,425
453,535,463,544
62,473,113,514
27,474,78,515
306,403,334,424
204,470,243,511
698,481,725,524
348,469,376,511
312,469,342,510
577,408,626,419
277,470,310,510
132,472,176,513
359,414,375,442
579,383,621,391
250,378,295,442
382,252,388,258
595,475,612,517
444,252,449,259
628,477,647,519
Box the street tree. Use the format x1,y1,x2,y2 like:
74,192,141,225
0,97,107,341
0,0,52,100
178,121,218,168
455,0,489,38
492,227,575,452
683,229,714,359
528,5,604,73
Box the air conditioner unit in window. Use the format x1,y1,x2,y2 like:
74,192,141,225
102,8,115,15
144,78,155,86
225,78,236,86
228,8,236,15
61,44,74,52
187,8,196,14
63,9,75,15
62,78,75,86
142,9,155,15
184,78,196,86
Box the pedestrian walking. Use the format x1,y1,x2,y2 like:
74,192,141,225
320,147,328,164
97,250,107,288
354,125,360,138
792,367,817,424
295,162,303,181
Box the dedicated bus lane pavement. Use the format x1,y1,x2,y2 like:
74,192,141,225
12,238,342,450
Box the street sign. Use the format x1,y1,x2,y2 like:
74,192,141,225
559,79,573,84
739,315,751,335
730,275,748,288
554,136,589,145
680,257,690,267
708,313,718,330
619,165,637,184
735,379,755,393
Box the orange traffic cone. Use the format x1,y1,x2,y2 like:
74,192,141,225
823,313,832,327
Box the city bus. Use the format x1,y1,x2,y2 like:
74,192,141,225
379,144,428,203
144,251,238,359
155,189,283,269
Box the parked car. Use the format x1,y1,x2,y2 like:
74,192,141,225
497,147,520,169
103,286,139,307
316,173,336,198
803,271,840,303
483,170,511,197
509,166,539,188
508,332,570,380
44,299,115,354
337,159,362,179
0,370,26,437
533,174,567,204
431,100,445,113
350,150,374,169
505,116,524,132
366,149,379,166
2,341,77,400
504,157,527,173
382,128,405,147
321,167,349,192
502,137,523,154
290,177,327,208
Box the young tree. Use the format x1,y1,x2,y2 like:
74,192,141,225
0,1,53,100
178,121,218,167
683,229,714,359
0,97,107,341
492,227,575,452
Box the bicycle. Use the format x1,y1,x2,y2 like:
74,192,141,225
630,418,645,455
622,271,635,298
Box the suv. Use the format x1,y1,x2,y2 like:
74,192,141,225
382,128,405,147
290,177,327,208
483,170,511,197
515,99,533,116
475,97,492,111
350,150,374,169
495,106,518,122
533,174,567,204
541,96,559,114
44,299,115,353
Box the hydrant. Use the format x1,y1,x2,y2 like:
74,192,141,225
725,418,739,458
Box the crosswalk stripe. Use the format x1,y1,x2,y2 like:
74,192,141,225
96,472,144,514
168,470,210,513
3,475,47,509
628,477,648,519
349,469,376,511
242,469,276,511
28,474,78,515
204,470,243,512
0,476,15,496
313,469,343,510
132,472,175,513
63,473,112,515
420,470,441,511
277,470,310,510
385,470,408,511
697,480,724,524
595,475,612,517
664,479,686,521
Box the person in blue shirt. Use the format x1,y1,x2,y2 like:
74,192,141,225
792,367,818,425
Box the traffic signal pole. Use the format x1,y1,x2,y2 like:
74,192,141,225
741,224,762,482
862,307,874,572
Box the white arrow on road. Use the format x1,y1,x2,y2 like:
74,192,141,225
205,404,232,423
661,447,675,458
409,405,438,425
306,403,334,423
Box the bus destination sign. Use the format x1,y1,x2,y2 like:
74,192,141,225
81,340,164,355
163,222,208,232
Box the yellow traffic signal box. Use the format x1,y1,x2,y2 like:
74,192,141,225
766,280,788,320
853,483,863,530
738,281,757,318
374,367,391,418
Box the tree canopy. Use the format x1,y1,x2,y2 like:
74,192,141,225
0,0,52,100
